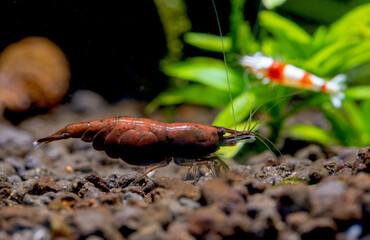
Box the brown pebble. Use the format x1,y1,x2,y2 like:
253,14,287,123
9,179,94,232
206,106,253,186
35,177,61,194
85,173,110,192
49,192,79,211
201,178,244,213
154,177,200,200
188,205,234,239
266,183,312,220
164,222,195,240
353,147,370,173
74,208,124,240
286,212,337,240
0,206,49,231
128,223,165,240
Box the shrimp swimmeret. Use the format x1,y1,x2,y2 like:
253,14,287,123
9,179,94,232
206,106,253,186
240,52,346,108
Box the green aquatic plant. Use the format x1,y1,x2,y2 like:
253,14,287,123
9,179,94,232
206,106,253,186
274,177,309,186
149,2,370,157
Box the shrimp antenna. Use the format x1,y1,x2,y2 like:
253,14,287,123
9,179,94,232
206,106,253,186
243,97,285,132
243,90,303,132
247,108,252,132
249,97,287,132
254,132,284,159
212,0,237,137
254,135,276,159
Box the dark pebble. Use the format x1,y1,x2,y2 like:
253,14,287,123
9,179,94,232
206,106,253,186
49,192,79,211
311,180,346,216
128,223,165,240
34,177,62,194
244,179,270,195
188,205,233,239
0,173,12,189
12,227,51,240
0,188,12,207
114,207,145,238
295,145,325,161
74,208,124,240
123,192,145,206
0,206,49,233
86,173,110,192
69,176,88,194
19,168,49,180
5,156,26,174
154,177,200,201
45,145,67,161
123,172,156,193
267,183,312,221
354,147,370,173
10,178,38,203
22,193,55,207
7,174,22,183
246,193,276,220
228,213,253,239
286,212,337,240
25,154,42,169
99,192,124,206
178,197,201,210
78,182,104,198
164,222,195,240
200,178,244,213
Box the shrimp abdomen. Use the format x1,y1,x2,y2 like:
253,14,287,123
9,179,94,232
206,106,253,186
33,121,98,149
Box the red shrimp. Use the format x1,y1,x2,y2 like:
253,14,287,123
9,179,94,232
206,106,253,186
33,116,255,183
34,1,257,184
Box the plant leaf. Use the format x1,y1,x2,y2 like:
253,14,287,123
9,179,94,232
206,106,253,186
213,91,257,128
163,57,245,94
340,42,370,71
304,40,358,76
184,32,232,52
326,3,370,43
217,142,245,159
262,0,287,9
361,100,370,144
286,124,339,145
235,21,259,54
310,26,327,54
345,86,370,100
145,85,230,113
320,102,357,146
342,100,366,145
343,62,370,85
259,11,311,58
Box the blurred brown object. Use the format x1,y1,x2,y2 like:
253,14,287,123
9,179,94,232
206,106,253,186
0,36,70,113
353,147,370,173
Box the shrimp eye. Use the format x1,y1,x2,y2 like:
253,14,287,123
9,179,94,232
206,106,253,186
217,128,226,135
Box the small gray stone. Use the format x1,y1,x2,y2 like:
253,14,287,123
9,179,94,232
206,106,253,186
25,154,42,169
0,162,16,175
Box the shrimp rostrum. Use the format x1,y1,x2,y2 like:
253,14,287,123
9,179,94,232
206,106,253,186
33,116,255,182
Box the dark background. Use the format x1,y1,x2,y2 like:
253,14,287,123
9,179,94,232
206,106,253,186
0,0,357,103
0,0,235,103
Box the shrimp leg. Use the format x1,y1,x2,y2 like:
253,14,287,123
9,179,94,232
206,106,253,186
131,158,172,185
174,157,225,183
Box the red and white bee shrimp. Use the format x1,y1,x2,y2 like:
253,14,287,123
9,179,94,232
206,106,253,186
240,52,346,108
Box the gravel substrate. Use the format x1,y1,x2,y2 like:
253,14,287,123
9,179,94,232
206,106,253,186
0,91,369,240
